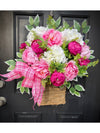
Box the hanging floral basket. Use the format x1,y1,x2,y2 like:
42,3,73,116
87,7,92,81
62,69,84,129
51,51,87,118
40,85,66,106
0,14,99,109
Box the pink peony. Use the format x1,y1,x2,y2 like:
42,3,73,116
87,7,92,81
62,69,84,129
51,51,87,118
64,61,78,81
31,39,44,56
68,41,82,55
43,29,62,46
19,43,27,49
78,58,90,66
80,43,91,58
50,70,65,87
22,46,38,64
32,59,50,79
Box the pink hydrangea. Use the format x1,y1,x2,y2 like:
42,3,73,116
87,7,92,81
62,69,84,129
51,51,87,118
31,39,44,56
19,43,27,49
32,59,50,79
43,29,62,46
50,70,65,87
80,43,91,58
22,46,38,64
68,41,82,55
78,58,90,66
64,61,78,81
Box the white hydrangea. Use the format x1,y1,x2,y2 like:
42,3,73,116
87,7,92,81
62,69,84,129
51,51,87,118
26,26,48,45
27,31,35,45
42,45,67,64
62,29,84,45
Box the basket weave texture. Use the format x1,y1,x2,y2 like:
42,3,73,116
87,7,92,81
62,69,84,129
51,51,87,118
40,85,66,106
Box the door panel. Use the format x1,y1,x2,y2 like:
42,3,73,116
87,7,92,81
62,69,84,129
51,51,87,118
0,11,100,122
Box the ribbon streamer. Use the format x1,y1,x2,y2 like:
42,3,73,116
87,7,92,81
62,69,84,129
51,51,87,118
0,61,44,107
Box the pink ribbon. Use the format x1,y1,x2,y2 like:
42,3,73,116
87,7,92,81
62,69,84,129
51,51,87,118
0,61,44,107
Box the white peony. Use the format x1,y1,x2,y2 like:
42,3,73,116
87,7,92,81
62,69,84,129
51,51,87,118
26,26,48,45
32,26,48,37
42,45,67,64
62,29,84,45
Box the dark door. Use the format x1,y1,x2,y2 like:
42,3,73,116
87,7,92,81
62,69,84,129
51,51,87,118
0,11,100,122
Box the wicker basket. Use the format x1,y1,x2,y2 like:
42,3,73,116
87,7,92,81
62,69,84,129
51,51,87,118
40,85,66,106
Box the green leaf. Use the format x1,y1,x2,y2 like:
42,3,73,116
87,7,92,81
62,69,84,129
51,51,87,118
57,26,64,31
74,91,81,97
82,25,90,34
73,77,78,82
29,16,34,25
69,87,75,95
24,87,30,94
25,41,30,46
87,59,99,68
51,19,55,25
85,39,89,44
5,60,16,66
55,17,61,28
82,19,87,29
75,84,85,91
90,50,94,54
15,59,24,62
7,65,15,72
25,25,33,31
66,82,71,89
34,15,40,26
89,55,95,59
63,20,70,29
20,86,25,94
17,81,22,89
74,20,81,31
16,52,22,58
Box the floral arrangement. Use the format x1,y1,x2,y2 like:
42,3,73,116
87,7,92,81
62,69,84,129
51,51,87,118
0,15,99,108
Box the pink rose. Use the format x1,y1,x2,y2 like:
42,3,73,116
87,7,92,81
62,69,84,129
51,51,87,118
64,61,78,81
50,70,65,87
78,58,90,66
43,29,62,46
80,43,91,58
68,41,82,55
32,59,50,79
22,47,38,64
19,43,27,49
31,39,44,56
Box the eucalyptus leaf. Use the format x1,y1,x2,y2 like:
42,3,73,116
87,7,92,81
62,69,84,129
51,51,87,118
15,59,24,62
85,39,89,44
90,50,94,54
24,87,30,94
17,81,22,89
25,25,33,31
7,65,15,72
89,55,95,59
74,91,81,97
51,18,56,25
63,20,70,29
82,25,90,34
29,16,34,25
66,82,71,89
5,60,16,66
69,87,75,95
20,87,25,94
16,52,22,58
75,84,85,91
34,15,40,26
82,19,87,29
74,20,81,31
55,17,61,28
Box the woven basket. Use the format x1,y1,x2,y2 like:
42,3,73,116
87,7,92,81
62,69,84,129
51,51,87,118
40,85,66,106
